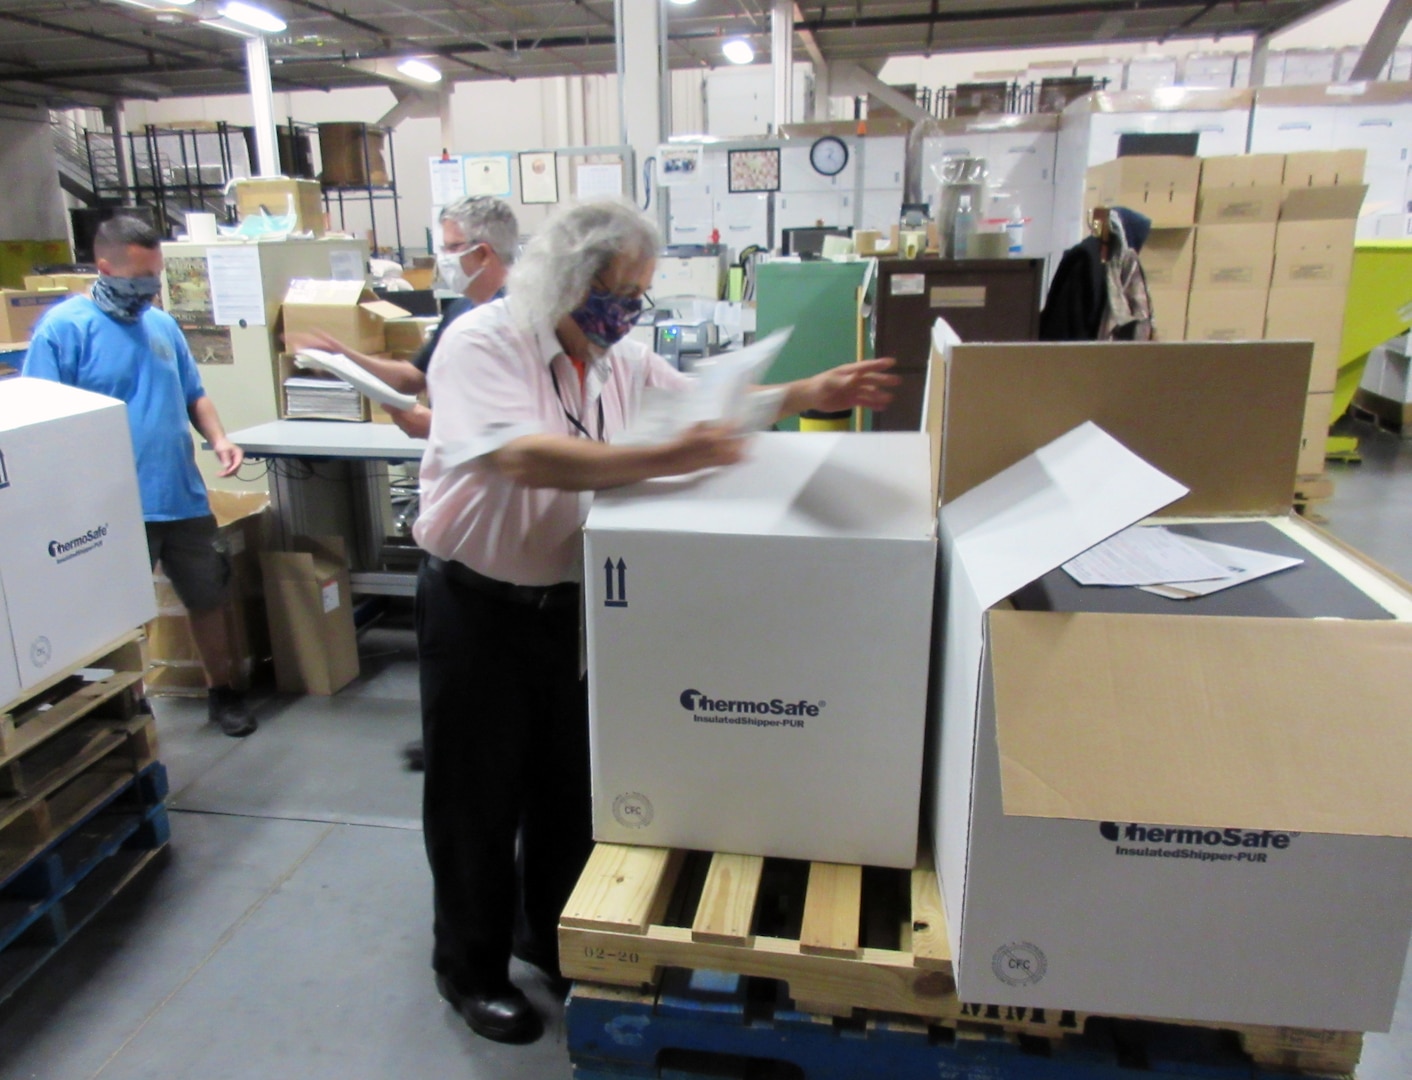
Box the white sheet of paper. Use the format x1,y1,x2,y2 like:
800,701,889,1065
1140,536,1305,599
1062,525,1232,587
576,162,623,198
294,349,419,410
328,249,364,281
613,329,791,446
429,156,466,205
205,246,266,327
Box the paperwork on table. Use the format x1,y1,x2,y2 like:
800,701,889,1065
1062,525,1303,599
293,349,420,411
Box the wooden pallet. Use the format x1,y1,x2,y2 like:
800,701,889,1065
0,713,160,889
0,630,147,764
1294,473,1335,524
559,843,1361,1077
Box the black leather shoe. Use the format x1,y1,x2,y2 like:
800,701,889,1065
436,974,543,1044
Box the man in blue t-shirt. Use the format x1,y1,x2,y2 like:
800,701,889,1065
23,216,256,737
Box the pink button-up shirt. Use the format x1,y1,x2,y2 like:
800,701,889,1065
414,297,690,586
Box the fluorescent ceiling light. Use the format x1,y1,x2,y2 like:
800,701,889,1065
667,0,697,5
200,16,257,36
722,38,754,65
219,0,286,33
397,58,442,83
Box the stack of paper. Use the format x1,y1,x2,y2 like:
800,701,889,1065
1062,525,1303,599
284,376,365,421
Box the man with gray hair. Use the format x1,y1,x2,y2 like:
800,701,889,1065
289,195,519,439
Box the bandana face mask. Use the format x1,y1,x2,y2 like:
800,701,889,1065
92,274,162,322
569,287,644,349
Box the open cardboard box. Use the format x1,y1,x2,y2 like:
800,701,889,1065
927,340,1412,1031
279,279,411,356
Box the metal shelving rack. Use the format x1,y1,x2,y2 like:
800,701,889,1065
84,123,252,235
288,119,405,263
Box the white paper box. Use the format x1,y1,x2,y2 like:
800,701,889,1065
586,433,936,867
934,420,1412,1031
0,378,156,697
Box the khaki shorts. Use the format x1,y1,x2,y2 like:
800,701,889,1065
146,515,231,613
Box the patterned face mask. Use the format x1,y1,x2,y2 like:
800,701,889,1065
91,274,162,322
569,286,644,349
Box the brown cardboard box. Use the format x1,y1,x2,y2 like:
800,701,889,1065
1146,286,1189,340
1265,285,1347,393
1283,149,1366,190
1271,186,1367,288
318,123,389,187
260,536,359,696
383,316,439,354
23,273,97,293
1085,156,1201,227
1191,223,1278,288
280,279,411,355
1200,153,1286,189
233,178,325,236
0,289,70,341
277,353,372,422
1186,287,1269,342
1298,392,1333,475
1138,228,1195,288
146,490,271,693
1195,186,1283,226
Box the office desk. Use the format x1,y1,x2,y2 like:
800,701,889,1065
229,421,426,597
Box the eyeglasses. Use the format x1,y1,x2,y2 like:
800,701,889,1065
442,240,483,256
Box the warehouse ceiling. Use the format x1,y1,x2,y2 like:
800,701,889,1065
0,0,1345,109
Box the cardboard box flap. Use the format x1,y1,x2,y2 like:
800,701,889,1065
940,423,1188,611
988,610,1412,837
941,343,1311,515
360,298,413,321
589,433,935,541
1280,185,1368,222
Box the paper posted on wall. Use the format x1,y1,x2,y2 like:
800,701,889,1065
614,328,792,447
293,349,419,411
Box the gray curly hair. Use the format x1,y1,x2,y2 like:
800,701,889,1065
439,196,519,267
508,199,660,329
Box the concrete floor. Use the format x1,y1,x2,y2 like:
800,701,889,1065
1,415,1411,1079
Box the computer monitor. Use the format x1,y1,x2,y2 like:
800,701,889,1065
780,226,852,258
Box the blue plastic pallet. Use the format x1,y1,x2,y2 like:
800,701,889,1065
0,762,170,1003
567,969,1345,1080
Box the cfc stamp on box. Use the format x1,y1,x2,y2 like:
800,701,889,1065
992,942,1048,988
612,792,654,829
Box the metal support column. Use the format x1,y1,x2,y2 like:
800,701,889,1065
1352,0,1412,81
773,0,794,131
245,35,280,177
615,0,667,231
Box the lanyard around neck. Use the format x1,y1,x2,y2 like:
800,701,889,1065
549,361,605,443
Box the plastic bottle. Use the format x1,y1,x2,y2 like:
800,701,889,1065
952,193,976,259
1005,204,1025,257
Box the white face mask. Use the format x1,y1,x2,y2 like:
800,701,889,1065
436,247,485,296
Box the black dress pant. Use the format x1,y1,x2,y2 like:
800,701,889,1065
416,558,593,992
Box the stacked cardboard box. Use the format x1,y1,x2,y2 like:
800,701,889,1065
1266,150,1367,474
22,273,98,294
0,288,71,343
1138,228,1194,341
1084,156,1201,228
1187,155,1284,344
233,178,325,236
146,490,271,693
260,536,359,695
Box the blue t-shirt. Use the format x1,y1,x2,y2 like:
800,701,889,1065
23,296,210,522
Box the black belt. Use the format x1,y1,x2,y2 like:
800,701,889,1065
426,556,580,610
